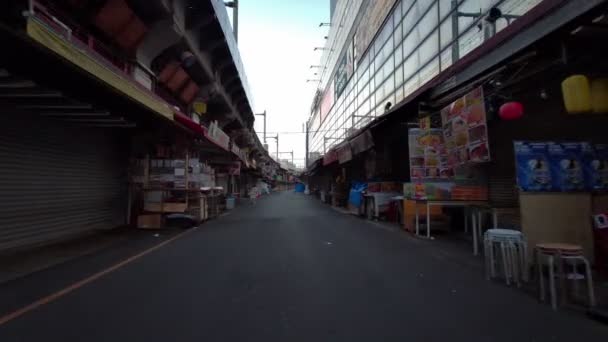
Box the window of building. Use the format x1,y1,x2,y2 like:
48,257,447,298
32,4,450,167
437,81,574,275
384,73,395,100
375,65,384,88
403,49,420,81
394,20,403,47
403,74,420,98
418,0,435,14
395,83,405,103
440,47,453,71
395,63,404,89
419,3,439,39
402,0,416,19
420,57,440,85
383,54,394,81
395,42,404,66
376,80,385,103
439,19,452,48
420,30,439,65
403,26,420,59
403,1,420,33
439,0,455,20
394,1,402,25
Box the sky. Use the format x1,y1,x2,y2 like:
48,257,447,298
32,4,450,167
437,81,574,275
233,0,330,168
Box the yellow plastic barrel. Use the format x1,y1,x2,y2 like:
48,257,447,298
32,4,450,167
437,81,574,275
562,75,592,114
591,78,608,113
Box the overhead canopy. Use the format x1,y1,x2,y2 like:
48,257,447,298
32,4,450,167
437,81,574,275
350,130,374,155
336,141,353,164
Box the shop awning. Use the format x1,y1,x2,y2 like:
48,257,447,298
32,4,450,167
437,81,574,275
26,17,174,122
350,130,374,155
323,149,338,166
174,111,206,136
174,112,240,161
336,141,353,164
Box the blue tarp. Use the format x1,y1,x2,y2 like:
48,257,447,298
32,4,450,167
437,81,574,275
348,182,367,207
295,183,305,193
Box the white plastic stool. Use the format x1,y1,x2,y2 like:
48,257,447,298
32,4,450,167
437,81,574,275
484,229,528,286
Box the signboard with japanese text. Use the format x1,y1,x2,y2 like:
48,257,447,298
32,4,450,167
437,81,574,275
207,121,230,150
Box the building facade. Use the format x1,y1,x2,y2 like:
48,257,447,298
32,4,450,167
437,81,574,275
308,0,544,161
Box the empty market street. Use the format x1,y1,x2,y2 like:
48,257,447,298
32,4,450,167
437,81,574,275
0,191,606,341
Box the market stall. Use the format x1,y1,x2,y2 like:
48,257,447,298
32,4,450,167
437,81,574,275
402,87,491,251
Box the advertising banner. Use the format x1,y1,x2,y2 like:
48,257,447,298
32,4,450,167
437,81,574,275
514,141,608,192
354,0,398,63
320,82,334,124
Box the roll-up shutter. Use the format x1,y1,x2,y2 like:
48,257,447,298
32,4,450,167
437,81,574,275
0,112,128,251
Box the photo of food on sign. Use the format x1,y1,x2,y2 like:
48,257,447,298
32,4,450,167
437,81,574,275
468,124,487,145
411,168,425,179
443,121,453,138
447,98,465,121
469,142,490,162
440,168,454,179
426,168,439,178
452,115,467,132
467,104,486,127
454,130,468,147
441,86,491,166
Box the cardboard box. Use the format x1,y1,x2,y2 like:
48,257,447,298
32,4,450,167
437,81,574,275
137,214,162,229
144,202,187,213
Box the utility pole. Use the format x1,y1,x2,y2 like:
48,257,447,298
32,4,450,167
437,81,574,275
269,134,279,160
224,0,239,42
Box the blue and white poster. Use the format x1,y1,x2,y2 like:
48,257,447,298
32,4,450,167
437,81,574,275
514,141,552,192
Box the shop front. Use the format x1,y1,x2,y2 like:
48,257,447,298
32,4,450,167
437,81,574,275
404,6,608,270
402,86,491,255
0,107,129,251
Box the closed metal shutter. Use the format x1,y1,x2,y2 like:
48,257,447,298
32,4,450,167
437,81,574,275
0,112,127,251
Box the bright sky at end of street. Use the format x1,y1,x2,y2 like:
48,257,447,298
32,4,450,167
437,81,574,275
233,0,329,167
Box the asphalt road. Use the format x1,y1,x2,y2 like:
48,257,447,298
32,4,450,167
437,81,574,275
0,192,606,341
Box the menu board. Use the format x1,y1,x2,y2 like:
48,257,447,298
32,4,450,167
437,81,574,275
409,128,452,181
441,87,491,166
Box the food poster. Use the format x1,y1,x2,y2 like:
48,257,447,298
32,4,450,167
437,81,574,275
514,141,552,191
408,128,450,181
408,129,425,180
548,142,585,191
441,87,490,166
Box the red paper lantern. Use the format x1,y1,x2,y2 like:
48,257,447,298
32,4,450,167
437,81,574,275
499,101,524,120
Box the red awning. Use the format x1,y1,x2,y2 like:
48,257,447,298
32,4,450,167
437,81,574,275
173,111,206,136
